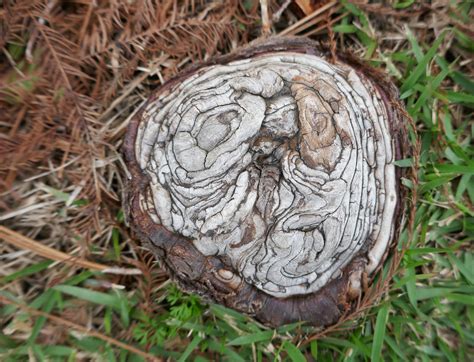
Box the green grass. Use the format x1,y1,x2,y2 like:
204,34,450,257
1,2,473,361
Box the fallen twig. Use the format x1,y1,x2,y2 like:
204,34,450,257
0,226,142,275
279,1,338,35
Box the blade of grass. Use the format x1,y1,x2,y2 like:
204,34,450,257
371,302,390,362
177,335,203,362
228,330,274,346
53,285,126,309
400,31,448,94
0,260,53,284
282,341,306,362
27,291,59,344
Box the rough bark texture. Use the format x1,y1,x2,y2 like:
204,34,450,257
123,37,407,327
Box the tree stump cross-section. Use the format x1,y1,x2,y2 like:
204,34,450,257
123,37,407,327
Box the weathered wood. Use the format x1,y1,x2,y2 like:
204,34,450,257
123,37,407,327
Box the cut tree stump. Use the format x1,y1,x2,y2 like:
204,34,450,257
123,37,408,328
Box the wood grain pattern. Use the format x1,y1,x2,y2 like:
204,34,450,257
123,37,407,327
